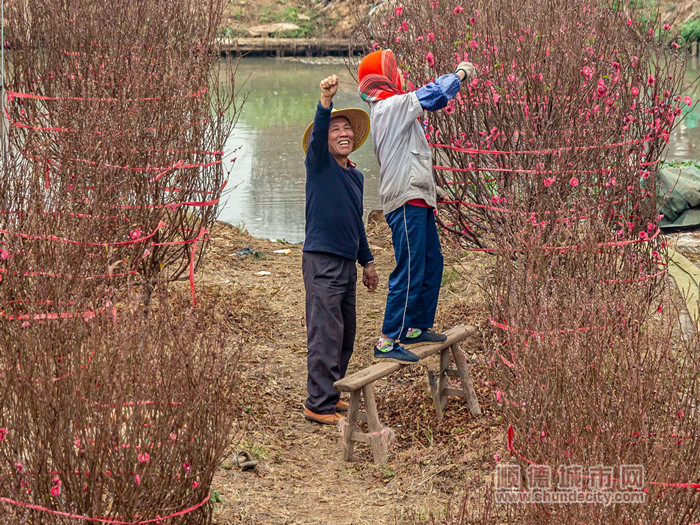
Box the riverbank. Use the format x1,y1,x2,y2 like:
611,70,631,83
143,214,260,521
196,220,500,523
220,0,700,57
221,37,354,57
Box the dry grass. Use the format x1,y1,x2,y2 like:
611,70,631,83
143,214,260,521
197,221,502,524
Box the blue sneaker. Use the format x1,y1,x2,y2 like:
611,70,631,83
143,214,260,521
374,342,420,364
400,328,447,345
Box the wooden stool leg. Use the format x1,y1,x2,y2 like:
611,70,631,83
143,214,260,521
342,390,362,461
362,384,388,464
435,346,451,417
451,342,482,416
427,370,443,422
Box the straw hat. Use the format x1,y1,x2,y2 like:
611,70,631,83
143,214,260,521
302,107,370,153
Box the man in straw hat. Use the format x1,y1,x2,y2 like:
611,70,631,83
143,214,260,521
358,49,475,364
301,74,378,425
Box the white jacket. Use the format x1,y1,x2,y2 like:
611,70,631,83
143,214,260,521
369,92,437,215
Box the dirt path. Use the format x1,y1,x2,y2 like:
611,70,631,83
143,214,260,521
198,221,501,524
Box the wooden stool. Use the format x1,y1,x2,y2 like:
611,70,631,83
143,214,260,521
334,325,481,464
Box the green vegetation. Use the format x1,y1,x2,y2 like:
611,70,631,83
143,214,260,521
240,441,270,459
610,0,656,11
663,159,700,170
681,15,700,43
210,490,224,503
256,5,319,38
218,26,247,38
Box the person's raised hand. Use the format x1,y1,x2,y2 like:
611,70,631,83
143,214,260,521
320,75,339,107
455,61,476,82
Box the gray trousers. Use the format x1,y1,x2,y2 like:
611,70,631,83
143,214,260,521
302,251,357,414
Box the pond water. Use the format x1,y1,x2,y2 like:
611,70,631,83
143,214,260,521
219,56,700,243
219,57,381,243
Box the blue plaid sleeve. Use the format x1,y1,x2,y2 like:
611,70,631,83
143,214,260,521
415,73,461,111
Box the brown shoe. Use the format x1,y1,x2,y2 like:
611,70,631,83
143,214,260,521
304,408,342,425
335,399,349,412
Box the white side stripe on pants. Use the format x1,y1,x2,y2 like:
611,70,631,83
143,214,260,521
398,205,410,339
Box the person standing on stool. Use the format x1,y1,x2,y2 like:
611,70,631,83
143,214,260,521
302,75,379,425
357,49,476,364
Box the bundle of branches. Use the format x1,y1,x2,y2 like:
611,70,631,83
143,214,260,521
0,288,241,524
3,0,238,306
362,1,700,522
0,0,242,522
489,288,700,523
360,0,689,252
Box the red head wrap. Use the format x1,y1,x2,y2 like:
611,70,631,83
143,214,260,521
358,50,404,102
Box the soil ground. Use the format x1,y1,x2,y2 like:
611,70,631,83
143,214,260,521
195,220,502,524
223,0,371,40
188,219,700,524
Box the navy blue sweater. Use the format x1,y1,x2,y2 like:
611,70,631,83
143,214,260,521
303,102,373,266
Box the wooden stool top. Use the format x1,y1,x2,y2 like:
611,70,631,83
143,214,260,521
334,325,474,392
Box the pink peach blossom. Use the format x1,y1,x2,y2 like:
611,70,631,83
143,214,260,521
580,66,593,80
569,177,579,187
597,79,607,98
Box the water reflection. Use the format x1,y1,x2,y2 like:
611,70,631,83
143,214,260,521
667,55,700,162
220,56,700,242
219,57,381,243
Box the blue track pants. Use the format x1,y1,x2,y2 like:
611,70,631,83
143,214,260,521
382,204,443,340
